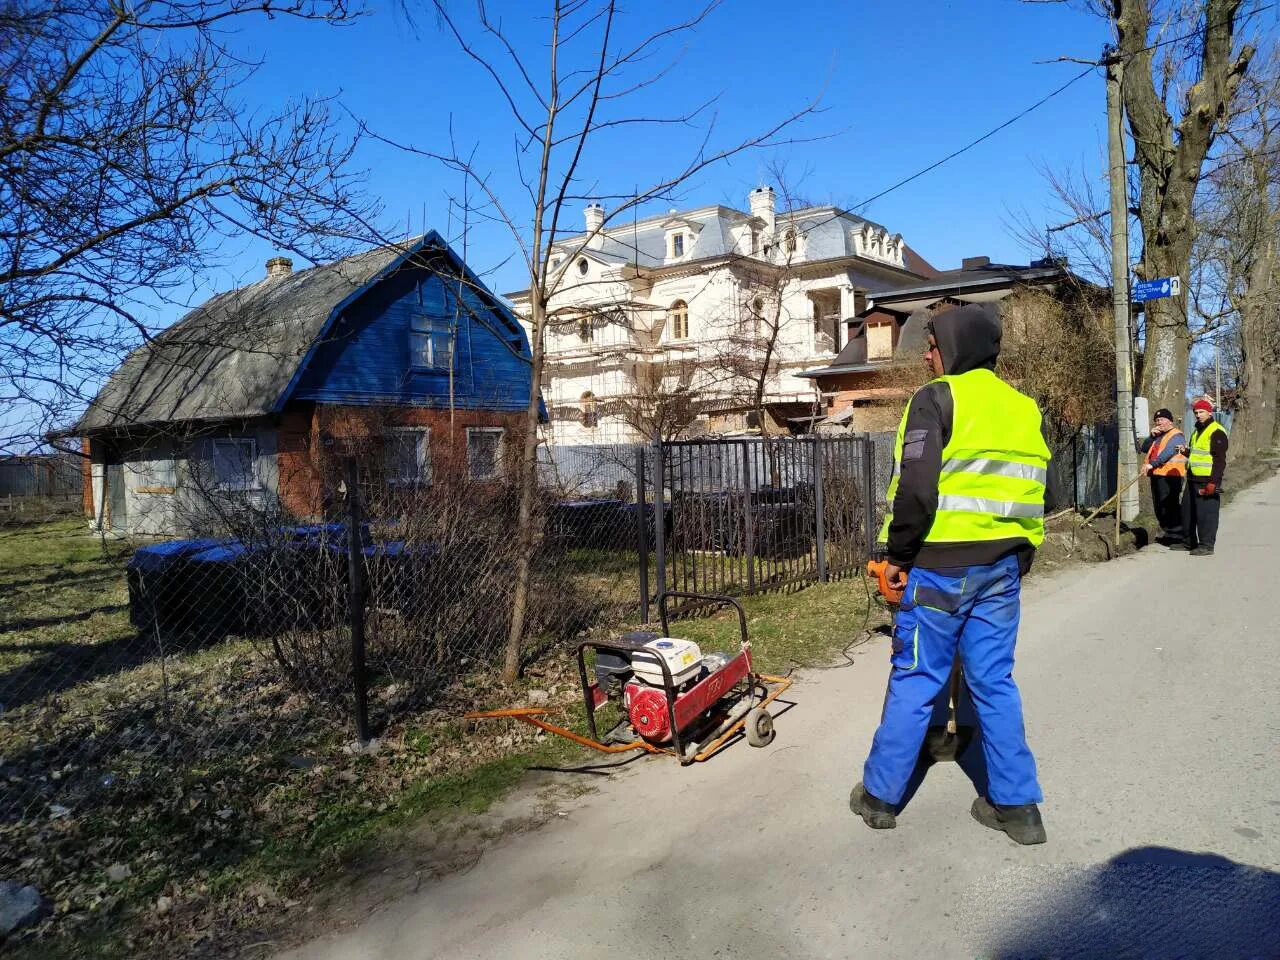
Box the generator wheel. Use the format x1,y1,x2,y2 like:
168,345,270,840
746,707,775,747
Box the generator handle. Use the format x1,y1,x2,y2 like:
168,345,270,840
657,591,749,649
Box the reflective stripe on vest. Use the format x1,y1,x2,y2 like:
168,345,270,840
1146,430,1186,477
1187,420,1226,478
879,369,1050,549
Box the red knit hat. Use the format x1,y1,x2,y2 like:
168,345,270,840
1193,398,1214,413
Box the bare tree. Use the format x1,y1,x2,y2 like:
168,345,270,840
1,0,376,453
715,181,811,427
1196,51,1280,454
1112,0,1256,412
368,0,818,681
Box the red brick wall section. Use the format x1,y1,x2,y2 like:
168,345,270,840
277,404,528,520
80,437,94,519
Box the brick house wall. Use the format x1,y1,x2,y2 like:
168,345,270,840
276,403,528,520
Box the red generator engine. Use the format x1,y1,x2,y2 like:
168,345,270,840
619,637,750,743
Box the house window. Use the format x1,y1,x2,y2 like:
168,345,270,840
577,258,589,276
211,438,258,492
410,315,453,371
750,230,759,255
784,229,797,254
581,391,599,428
550,256,562,270
383,428,432,486
668,300,689,340
578,316,594,342
128,456,177,489
866,321,894,362
467,427,504,480
671,233,684,258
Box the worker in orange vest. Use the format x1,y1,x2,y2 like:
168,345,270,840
1139,407,1186,543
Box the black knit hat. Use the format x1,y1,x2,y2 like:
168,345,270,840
1153,408,1175,422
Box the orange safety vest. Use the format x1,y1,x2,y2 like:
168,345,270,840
1147,430,1187,477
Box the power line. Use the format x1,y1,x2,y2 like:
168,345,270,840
852,66,1094,213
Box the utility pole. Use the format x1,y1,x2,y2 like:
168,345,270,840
1105,45,1139,522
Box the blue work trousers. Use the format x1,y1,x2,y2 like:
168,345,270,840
862,552,1042,807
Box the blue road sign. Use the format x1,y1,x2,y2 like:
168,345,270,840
1132,276,1181,302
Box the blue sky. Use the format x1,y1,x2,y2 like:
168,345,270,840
206,0,1118,300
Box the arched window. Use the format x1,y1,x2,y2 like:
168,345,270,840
581,391,599,428
668,300,689,340
784,229,797,254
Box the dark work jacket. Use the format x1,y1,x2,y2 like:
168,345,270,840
885,304,1040,575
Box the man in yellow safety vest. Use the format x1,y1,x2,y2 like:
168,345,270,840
851,303,1049,845
1173,397,1229,556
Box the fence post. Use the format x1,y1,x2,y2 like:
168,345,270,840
344,457,371,744
635,445,651,624
651,441,667,603
862,432,877,560
742,441,756,593
813,434,827,582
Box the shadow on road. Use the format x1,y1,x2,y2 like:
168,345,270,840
970,846,1280,959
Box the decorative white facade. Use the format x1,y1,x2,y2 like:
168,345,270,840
506,188,930,445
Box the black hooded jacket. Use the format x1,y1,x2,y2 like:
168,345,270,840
884,303,1041,573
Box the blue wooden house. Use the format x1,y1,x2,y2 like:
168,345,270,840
71,232,536,534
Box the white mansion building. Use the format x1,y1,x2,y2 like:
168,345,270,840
506,187,935,445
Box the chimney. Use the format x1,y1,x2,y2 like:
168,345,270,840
749,186,776,232
265,256,293,279
584,202,605,249
961,255,991,270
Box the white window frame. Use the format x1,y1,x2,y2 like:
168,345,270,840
384,427,432,486
668,300,689,341
211,437,259,492
671,233,685,258
466,427,505,481
410,315,454,371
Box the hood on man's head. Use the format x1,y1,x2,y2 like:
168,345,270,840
930,303,1001,375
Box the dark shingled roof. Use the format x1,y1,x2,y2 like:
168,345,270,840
75,241,418,434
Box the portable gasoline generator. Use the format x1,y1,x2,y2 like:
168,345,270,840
465,591,791,765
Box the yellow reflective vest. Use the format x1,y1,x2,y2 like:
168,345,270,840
880,369,1050,549
1187,420,1227,478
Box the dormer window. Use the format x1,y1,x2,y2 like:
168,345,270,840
784,229,797,255
750,230,760,255
550,256,562,271
866,320,894,362
671,233,684,258
577,258,589,276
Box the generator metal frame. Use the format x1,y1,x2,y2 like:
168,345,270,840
464,591,791,765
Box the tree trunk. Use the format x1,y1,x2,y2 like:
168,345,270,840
1136,239,1194,415
503,296,547,683
1117,0,1254,414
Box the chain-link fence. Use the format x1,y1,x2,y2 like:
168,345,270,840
0,431,886,948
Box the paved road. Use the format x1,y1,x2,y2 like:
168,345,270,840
280,473,1280,960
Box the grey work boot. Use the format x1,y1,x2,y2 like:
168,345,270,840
971,797,1047,845
850,782,897,830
